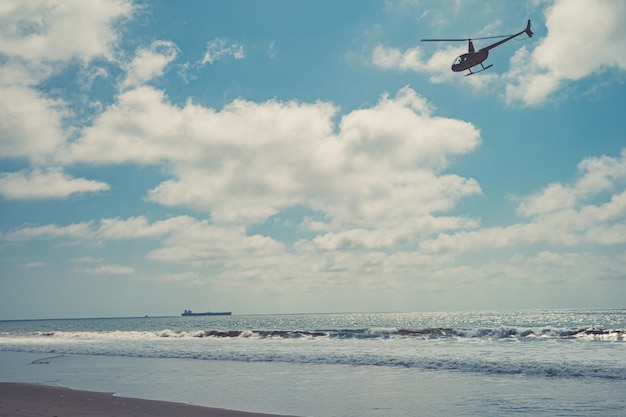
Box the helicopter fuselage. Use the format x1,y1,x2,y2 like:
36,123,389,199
452,50,489,72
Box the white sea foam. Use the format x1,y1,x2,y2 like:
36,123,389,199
1,331,624,380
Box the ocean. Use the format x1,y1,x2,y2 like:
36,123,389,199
1,309,625,416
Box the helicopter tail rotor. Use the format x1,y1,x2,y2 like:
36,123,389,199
525,20,533,38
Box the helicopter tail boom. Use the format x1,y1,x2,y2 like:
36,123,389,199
480,20,533,52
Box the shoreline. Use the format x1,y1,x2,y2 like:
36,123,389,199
0,382,301,417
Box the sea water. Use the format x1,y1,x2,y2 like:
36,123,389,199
1,309,625,416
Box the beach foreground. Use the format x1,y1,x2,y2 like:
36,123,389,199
0,383,299,417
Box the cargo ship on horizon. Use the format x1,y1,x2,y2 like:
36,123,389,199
181,309,232,316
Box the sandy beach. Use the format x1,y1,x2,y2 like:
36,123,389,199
0,383,299,417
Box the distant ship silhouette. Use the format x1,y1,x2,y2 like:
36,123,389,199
181,309,231,316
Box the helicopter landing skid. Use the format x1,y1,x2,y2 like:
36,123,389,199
466,64,493,76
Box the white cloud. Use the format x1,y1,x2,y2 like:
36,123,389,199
0,0,134,62
518,150,626,217
534,0,626,79
121,40,179,89
72,256,105,263
96,216,198,239
75,264,135,275
62,85,338,168
422,149,626,255
426,250,626,294
60,87,186,165
516,183,576,217
63,86,481,228
421,195,626,254
309,216,478,251
267,40,277,59
22,261,46,268
0,79,67,162
157,271,202,285
0,215,203,243
1,214,290,287
0,0,134,164
2,221,94,242
147,223,285,266
372,44,462,83
0,212,455,293
0,169,109,200
201,38,246,65
505,0,626,106
372,45,427,72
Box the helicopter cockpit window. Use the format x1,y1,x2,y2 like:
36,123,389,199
453,56,462,65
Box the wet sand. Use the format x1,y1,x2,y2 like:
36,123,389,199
0,383,300,417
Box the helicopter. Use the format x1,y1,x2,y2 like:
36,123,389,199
421,20,533,75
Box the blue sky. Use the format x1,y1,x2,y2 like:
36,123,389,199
1,0,626,319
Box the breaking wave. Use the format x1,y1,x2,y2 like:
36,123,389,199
13,326,624,341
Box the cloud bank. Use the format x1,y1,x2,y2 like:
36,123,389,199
0,0,134,195
0,169,109,199
1,0,626,312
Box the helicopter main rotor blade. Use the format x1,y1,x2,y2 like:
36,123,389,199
471,34,514,40
421,38,469,42
421,34,513,42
